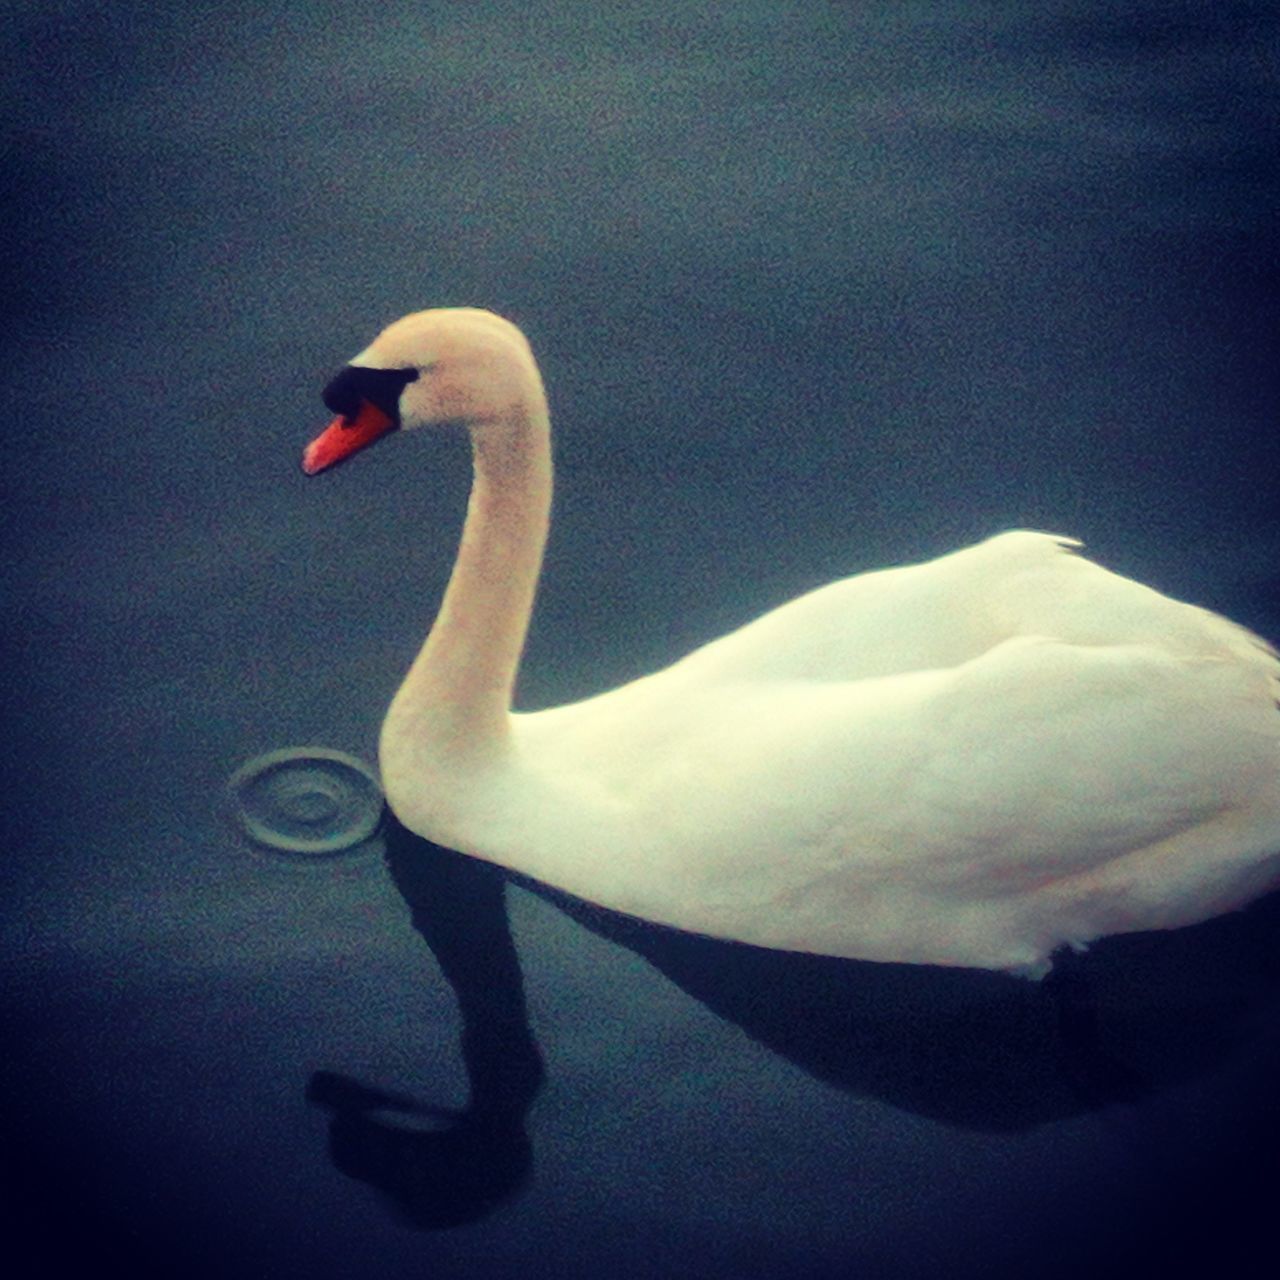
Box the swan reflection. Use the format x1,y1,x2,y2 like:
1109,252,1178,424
307,814,543,1229
310,812,1280,1225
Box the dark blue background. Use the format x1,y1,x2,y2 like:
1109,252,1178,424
3,3,1278,1276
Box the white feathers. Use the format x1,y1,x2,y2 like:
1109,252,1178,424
354,310,1280,974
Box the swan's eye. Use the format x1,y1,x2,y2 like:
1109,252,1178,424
322,365,419,425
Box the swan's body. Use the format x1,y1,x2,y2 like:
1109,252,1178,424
304,308,1280,974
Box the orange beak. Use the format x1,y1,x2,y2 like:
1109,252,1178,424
302,398,396,475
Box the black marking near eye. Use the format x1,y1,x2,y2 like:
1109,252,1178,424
322,366,419,425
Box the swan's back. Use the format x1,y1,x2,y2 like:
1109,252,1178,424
660,531,1273,688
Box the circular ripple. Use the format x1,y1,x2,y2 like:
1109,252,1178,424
228,748,385,855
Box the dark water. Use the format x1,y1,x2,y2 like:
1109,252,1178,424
3,3,1278,1276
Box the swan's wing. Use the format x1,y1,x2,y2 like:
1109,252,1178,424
513,627,1279,968
630,633,1275,878
895,636,1278,881
862,634,1280,964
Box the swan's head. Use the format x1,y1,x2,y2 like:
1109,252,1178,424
303,307,540,474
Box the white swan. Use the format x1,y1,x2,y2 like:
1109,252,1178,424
303,307,1280,975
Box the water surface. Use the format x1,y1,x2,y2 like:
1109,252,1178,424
3,3,1278,1276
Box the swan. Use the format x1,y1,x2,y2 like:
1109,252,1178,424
302,307,1280,975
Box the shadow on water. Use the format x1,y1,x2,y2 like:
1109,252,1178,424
311,813,1280,1227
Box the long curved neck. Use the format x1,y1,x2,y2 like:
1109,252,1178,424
387,385,551,765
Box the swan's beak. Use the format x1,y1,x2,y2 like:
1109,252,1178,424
302,399,396,475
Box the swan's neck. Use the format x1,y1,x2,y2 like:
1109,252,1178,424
384,392,551,773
